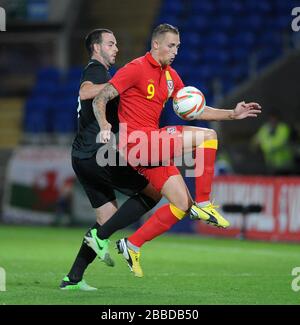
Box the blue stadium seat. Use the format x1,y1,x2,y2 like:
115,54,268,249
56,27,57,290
172,63,190,79
230,48,250,62
275,15,292,31
180,31,201,47
184,73,212,95
227,0,245,15
228,64,248,81
211,15,234,31
66,66,83,81
50,98,77,133
201,48,230,66
189,65,215,82
175,49,199,64
23,96,50,133
191,1,216,15
52,111,77,133
55,82,79,98
231,32,255,50
184,15,210,32
216,0,237,11
160,0,184,15
27,0,49,21
158,15,181,28
36,67,61,83
31,81,57,97
24,64,82,134
206,32,229,48
239,15,264,32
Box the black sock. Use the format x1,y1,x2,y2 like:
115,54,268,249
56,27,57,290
67,223,101,283
97,194,157,239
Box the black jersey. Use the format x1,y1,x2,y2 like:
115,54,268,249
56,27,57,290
72,59,119,159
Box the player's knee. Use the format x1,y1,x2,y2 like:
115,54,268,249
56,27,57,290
172,197,193,212
205,128,217,140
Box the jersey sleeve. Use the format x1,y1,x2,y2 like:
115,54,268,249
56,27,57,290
109,61,141,95
80,64,107,85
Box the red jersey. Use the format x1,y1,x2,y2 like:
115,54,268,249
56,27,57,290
109,52,184,133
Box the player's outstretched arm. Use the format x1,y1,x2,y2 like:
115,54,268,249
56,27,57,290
92,83,119,143
197,101,262,121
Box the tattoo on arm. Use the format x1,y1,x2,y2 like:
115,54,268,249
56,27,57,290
92,83,119,126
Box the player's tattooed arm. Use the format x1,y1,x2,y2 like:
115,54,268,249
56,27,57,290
92,83,119,143
93,83,119,127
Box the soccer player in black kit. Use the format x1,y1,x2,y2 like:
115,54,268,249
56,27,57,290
60,29,161,290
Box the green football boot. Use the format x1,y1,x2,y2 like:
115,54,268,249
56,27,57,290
59,276,97,291
84,228,115,267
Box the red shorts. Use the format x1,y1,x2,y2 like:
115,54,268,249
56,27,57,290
119,125,183,192
136,164,180,192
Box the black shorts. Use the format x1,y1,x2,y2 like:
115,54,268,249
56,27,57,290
72,154,148,208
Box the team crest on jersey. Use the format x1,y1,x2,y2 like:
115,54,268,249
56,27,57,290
167,80,174,91
165,71,174,98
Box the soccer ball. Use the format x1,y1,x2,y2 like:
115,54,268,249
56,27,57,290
173,86,206,120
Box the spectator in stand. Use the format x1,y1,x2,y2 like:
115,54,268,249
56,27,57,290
252,110,294,175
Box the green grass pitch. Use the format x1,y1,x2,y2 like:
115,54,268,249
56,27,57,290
0,225,299,305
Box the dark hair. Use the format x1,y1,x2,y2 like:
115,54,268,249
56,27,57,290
85,28,113,57
151,23,179,41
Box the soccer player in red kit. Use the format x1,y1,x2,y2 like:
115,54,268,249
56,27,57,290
93,24,261,277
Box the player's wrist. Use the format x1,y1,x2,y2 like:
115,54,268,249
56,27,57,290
229,109,236,120
100,120,111,130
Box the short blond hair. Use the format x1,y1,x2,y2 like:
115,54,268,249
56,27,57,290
151,23,179,42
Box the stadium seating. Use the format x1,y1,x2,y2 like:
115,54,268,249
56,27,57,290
156,0,296,118
24,95,51,133
23,66,80,136
23,0,296,134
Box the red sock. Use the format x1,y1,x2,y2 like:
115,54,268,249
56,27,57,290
195,140,217,203
128,204,183,247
